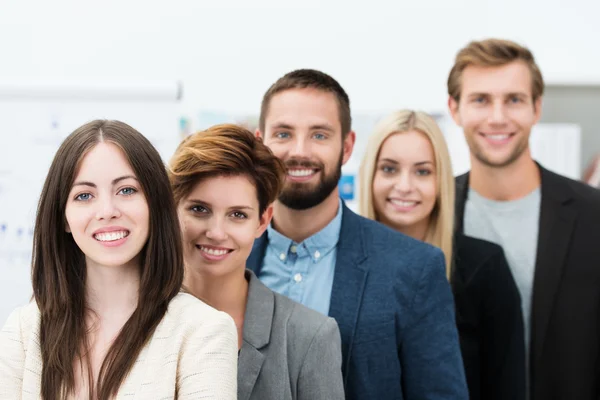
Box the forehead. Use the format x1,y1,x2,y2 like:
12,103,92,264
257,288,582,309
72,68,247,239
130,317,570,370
378,131,435,163
461,61,533,97
266,88,341,131
75,142,134,180
187,175,258,206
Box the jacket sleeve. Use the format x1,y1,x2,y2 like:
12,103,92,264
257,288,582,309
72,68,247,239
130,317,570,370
297,317,345,400
399,249,469,399
481,249,526,400
0,307,25,399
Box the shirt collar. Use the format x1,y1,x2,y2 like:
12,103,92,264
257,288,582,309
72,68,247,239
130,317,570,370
266,198,343,262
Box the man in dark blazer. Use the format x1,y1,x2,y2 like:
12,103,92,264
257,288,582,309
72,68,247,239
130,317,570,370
449,38,600,399
248,69,468,400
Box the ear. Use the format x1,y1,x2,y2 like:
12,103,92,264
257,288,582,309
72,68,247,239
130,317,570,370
65,222,71,233
533,96,543,124
448,96,462,126
255,129,263,140
256,204,273,238
342,130,356,165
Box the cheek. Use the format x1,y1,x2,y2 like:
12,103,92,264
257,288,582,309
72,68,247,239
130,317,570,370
371,174,390,204
421,180,438,206
181,217,206,242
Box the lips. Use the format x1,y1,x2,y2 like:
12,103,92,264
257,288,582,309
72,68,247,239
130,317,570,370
479,132,515,144
92,226,130,242
195,244,233,261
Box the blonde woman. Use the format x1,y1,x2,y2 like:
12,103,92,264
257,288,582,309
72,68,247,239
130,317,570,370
359,110,526,400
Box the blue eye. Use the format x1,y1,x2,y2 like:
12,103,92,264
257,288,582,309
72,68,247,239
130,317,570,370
275,132,291,139
313,132,326,140
416,169,432,176
75,193,92,201
119,187,137,196
509,96,521,104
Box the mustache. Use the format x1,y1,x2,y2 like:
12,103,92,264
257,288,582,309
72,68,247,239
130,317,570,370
284,159,323,170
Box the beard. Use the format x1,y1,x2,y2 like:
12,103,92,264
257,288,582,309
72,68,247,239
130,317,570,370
468,133,530,168
278,152,343,210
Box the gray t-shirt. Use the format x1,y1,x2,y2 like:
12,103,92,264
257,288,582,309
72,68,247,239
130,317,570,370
464,187,541,390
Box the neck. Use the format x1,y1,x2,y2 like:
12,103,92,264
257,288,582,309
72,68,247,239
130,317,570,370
272,190,340,243
85,260,140,320
470,151,541,201
184,266,248,321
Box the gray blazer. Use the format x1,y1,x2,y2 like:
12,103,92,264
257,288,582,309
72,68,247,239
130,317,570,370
238,270,345,400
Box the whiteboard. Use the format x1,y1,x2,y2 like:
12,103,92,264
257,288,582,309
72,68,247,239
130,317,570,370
0,82,182,325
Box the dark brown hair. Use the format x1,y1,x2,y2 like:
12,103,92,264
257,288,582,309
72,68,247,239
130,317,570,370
32,120,183,399
259,69,352,138
169,123,285,215
448,38,545,102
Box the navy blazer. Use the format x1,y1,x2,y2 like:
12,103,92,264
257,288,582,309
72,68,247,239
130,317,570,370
247,203,468,400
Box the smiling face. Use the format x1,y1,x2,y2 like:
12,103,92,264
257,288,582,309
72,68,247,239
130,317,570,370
449,61,542,169
371,131,437,239
177,175,271,278
64,142,150,269
261,88,354,210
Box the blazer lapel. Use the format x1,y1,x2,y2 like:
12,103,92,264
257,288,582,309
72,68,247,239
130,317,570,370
328,204,368,383
237,270,273,400
531,167,577,371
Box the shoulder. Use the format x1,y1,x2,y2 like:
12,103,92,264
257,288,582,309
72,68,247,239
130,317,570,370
542,167,600,206
454,235,505,275
160,292,236,337
351,211,442,260
453,235,518,297
1,302,39,336
273,292,339,345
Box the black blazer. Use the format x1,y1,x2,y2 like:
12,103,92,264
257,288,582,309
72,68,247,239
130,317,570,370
452,234,526,400
455,164,600,400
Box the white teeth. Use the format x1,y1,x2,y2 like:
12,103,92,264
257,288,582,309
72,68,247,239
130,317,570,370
94,231,129,242
390,200,418,207
486,134,510,140
288,169,315,177
200,246,229,256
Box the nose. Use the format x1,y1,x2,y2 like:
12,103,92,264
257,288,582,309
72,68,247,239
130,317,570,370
489,101,508,125
393,172,414,194
95,195,121,220
289,136,311,158
205,217,228,242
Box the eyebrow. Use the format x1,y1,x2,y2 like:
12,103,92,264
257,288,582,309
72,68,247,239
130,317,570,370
187,199,255,211
378,158,433,166
467,91,529,98
72,175,138,188
271,122,335,132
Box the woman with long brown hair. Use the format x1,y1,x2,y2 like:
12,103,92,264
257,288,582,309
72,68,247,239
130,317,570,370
0,120,238,399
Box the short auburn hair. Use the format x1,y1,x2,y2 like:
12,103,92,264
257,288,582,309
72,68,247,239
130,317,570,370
169,124,285,215
448,38,545,102
259,69,352,138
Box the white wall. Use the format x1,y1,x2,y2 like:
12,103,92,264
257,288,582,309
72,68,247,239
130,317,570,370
1,0,599,119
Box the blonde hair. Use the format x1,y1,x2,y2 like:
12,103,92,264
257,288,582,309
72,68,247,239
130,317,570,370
448,38,544,102
358,110,455,278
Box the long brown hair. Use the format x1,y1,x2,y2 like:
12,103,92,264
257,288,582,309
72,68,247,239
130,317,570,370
32,120,183,399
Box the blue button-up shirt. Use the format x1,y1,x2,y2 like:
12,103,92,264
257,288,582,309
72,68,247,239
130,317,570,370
259,200,343,315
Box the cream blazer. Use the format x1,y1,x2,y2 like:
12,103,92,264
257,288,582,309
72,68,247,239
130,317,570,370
0,293,238,399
